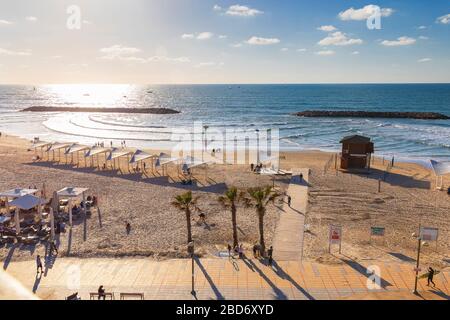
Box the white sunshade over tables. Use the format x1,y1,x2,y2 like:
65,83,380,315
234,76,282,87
9,194,47,210
31,141,53,151
430,160,450,176
0,188,38,198
57,187,90,226
155,153,180,167
430,159,450,190
181,156,209,170
48,142,73,152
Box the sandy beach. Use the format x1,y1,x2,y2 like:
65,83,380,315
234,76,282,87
0,134,449,269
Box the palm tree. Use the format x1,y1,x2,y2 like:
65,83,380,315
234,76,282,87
172,191,199,245
218,186,240,248
244,186,280,256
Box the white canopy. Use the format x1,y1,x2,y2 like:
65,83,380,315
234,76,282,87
155,153,179,167
181,156,209,170
130,150,157,164
9,194,46,210
430,160,450,176
84,146,111,158
106,148,133,161
48,142,73,152
65,144,90,155
57,187,89,198
0,188,38,198
31,141,52,150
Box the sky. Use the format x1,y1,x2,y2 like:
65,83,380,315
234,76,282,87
0,0,449,84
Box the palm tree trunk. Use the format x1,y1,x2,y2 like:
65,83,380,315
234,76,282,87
258,207,265,256
185,208,192,243
231,203,238,248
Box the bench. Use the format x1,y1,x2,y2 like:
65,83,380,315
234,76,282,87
89,292,115,300
120,293,144,300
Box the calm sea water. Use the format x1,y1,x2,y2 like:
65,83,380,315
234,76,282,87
0,84,449,161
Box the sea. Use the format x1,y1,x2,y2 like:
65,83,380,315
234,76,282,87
0,83,449,163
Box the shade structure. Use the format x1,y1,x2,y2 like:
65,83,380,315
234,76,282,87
84,146,111,158
182,156,209,169
57,187,89,227
106,148,133,161
129,149,157,164
48,142,73,152
156,153,179,166
430,160,450,176
0,188,38,198
31,141,53,151
57,187,89,198
9,194,46,210
65,143,90,155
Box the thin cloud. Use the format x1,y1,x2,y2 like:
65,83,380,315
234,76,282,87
315,50,335,56
0,48,32,56
246,36,280,45
339,5,394,21
417,58,432,63
318,32,363,46
317,25,337,32
196,32,214,40
381,36,416,46
225,5,263,17
0,19,13,25
25,16,37,22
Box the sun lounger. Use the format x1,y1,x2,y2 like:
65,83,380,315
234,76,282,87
120,293,144,300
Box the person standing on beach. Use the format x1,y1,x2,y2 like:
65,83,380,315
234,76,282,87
267,246,273,266
36,255,43,274
227,244,232,258
427,267,436,287
126,222,131,235
287,195,292,207
299,173,303,182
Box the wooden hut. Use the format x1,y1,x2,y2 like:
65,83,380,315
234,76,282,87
340,135,374,170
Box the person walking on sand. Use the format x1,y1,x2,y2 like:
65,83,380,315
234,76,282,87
427,267,436,287
227,244,232,258
126,222,131,235
267,246,273,266
287,195,292,207
36,255,43,274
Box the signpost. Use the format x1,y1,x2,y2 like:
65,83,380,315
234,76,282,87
419,227,438,241
329,225,342,254
370,226,386,244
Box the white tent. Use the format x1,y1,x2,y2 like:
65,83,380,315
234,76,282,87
57,187,89,226
430,160,450,190
106,148,133,170
65,144,90,165
84,146,112,168
9,194,46,234
181,156,210,180
129,150,158,172
48,142,73,162
31,141,53,159
0,188,38,223
155,153,180,175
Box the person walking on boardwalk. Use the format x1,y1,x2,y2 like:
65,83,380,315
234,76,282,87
36,255,43,274
427,267,436,287
267,246,273,266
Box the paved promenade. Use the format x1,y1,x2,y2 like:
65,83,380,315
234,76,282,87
4,257,449,300
273,169,309,261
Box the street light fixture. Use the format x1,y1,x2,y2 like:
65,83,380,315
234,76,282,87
202,125,209,162
188,241,196,297
412,231,427,295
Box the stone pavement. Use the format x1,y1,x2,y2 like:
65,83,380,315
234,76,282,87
4,257,449,300
272,169,309,261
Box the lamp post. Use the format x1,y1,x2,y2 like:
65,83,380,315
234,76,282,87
188,241,196,297
255,129,260,164
412,231,426,295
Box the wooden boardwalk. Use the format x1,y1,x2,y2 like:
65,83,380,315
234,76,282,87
272,169,309,261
